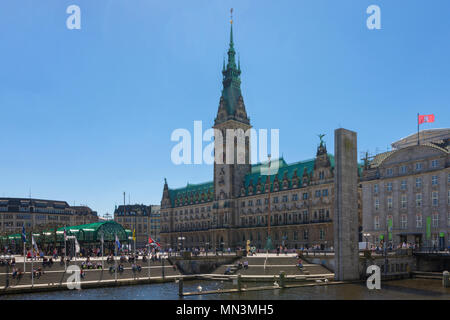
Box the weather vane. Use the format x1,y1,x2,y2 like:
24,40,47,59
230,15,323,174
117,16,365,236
230,8,233,24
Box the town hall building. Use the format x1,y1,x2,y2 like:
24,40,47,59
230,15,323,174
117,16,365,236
160,21,362,251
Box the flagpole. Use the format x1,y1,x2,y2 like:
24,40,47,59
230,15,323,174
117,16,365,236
266,154,272,268
114,234,118,282
64,227,67,271
22,226,26,274
66,227,69,269
101,233,104,270
417,113,420,146
23,241,26,275
147,237,151,280
31,235,34,287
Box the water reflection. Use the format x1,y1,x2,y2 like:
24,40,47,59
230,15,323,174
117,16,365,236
1,279,449,300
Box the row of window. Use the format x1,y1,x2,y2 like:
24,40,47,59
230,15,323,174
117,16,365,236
174,213,211,222
240,210,330,226
170,206,212,216
115,210,150,216
240,229,326,241
242,190,329,207
165,229,327,244
173,221,210,231
385,160,441,177
373,174,449,193
374,213,450,230
374,190,450,210
0,207,82,215
0,215,91,222
0,222,34,228
116,217,150,223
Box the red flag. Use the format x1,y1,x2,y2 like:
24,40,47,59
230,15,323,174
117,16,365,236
148,236,161,247
418,114,435,124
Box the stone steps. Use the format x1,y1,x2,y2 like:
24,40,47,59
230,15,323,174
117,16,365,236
211,256,330,276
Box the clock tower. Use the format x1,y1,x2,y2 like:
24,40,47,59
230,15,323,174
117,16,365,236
213,17,251,233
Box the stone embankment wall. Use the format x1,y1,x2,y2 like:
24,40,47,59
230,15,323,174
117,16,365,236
302,252,416,279
0,258,181,290
169,255,239,274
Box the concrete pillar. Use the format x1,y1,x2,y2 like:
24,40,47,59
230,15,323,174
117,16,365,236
334,128,360,281
178,277,184,296
279,271,286,288
237,274,242,291
443,271,449,288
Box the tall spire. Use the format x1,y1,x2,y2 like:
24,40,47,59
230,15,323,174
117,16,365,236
215,9,249,126
227,9,236,70
229,22,234,47
222,8,240,93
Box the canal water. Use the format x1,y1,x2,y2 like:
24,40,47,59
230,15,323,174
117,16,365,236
2,279,449,300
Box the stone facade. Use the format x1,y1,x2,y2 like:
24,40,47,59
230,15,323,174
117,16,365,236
361,141,450,249
160,154,338,251
114,204,160,247
0,198,98,234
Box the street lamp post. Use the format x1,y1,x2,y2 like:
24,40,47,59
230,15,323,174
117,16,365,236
363,233,371,250
162,247,165,279
265,154,273,254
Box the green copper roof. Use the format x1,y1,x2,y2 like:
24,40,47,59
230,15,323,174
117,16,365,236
1,221,129,243
169,181,214,207
221,23,242,117
243,157,320,194
55,221,128,242
243,155,362,196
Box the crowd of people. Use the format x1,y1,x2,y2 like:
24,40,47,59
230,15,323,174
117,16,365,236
0,256,16,266
81,257,102,270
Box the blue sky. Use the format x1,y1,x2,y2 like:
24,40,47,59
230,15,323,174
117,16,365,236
1,0,449,217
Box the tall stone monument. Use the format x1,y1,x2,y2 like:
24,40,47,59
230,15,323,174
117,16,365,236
334,128,360,281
